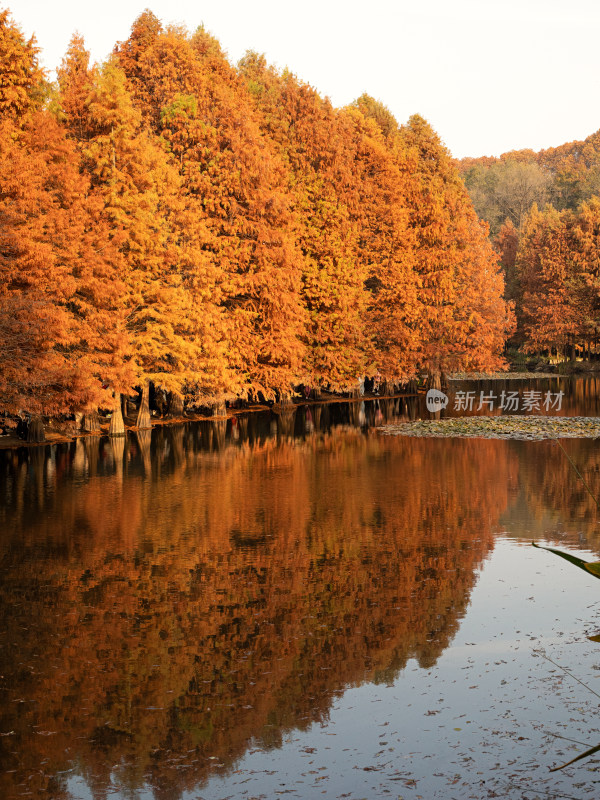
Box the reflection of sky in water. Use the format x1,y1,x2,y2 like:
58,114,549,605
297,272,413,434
63,539,600,800
188,538,600,800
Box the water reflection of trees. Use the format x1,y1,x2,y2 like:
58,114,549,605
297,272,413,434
0,408,512,799
446,376,600,419
506,438,600,546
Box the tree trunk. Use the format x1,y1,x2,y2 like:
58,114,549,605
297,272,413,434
27,416,45,443
154,387,166,418
109,391,125,437
212,400,227,417
168,390,184,417
136,383,152,429
427,370,442,391
122,393,134,420
82,412,100,434
349,378,365,398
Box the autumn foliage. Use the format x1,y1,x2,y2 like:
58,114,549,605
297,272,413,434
513,200,600,355
0,9,513,416
461,128,600,356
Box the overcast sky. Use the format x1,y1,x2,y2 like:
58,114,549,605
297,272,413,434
8,0,600,159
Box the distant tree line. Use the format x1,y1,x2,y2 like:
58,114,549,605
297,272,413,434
0,9,512,427
460,134,600,357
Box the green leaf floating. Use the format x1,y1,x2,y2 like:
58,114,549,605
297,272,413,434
532,542,600,581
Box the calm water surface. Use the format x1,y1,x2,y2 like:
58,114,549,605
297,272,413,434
3,378,600,799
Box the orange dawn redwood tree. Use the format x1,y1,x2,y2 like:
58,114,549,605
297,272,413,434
238,53,370,393
57,36,135,411
0,113,113,416
571,197,600,344
516,203,597,356
59,38,212,419
115,15,308,402
517,205,580,354
0,7,517,422
0,12,116,418
0,8,44,118
398,114,513,374
345,97,420,384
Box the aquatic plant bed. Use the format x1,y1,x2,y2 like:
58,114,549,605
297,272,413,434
380,415,600,440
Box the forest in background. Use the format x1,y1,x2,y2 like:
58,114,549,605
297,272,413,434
461,132,600,358
0,8,513,426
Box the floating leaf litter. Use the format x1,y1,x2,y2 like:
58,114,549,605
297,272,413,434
379,415,600,441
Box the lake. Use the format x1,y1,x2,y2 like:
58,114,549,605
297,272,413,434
2,376,600,799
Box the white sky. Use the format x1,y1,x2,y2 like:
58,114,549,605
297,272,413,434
7,0,600,159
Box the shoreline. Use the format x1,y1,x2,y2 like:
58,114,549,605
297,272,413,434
1,368,594,450
0,391,420,450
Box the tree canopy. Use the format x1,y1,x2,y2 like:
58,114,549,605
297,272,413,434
0,8,513,417
462,127,600,356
